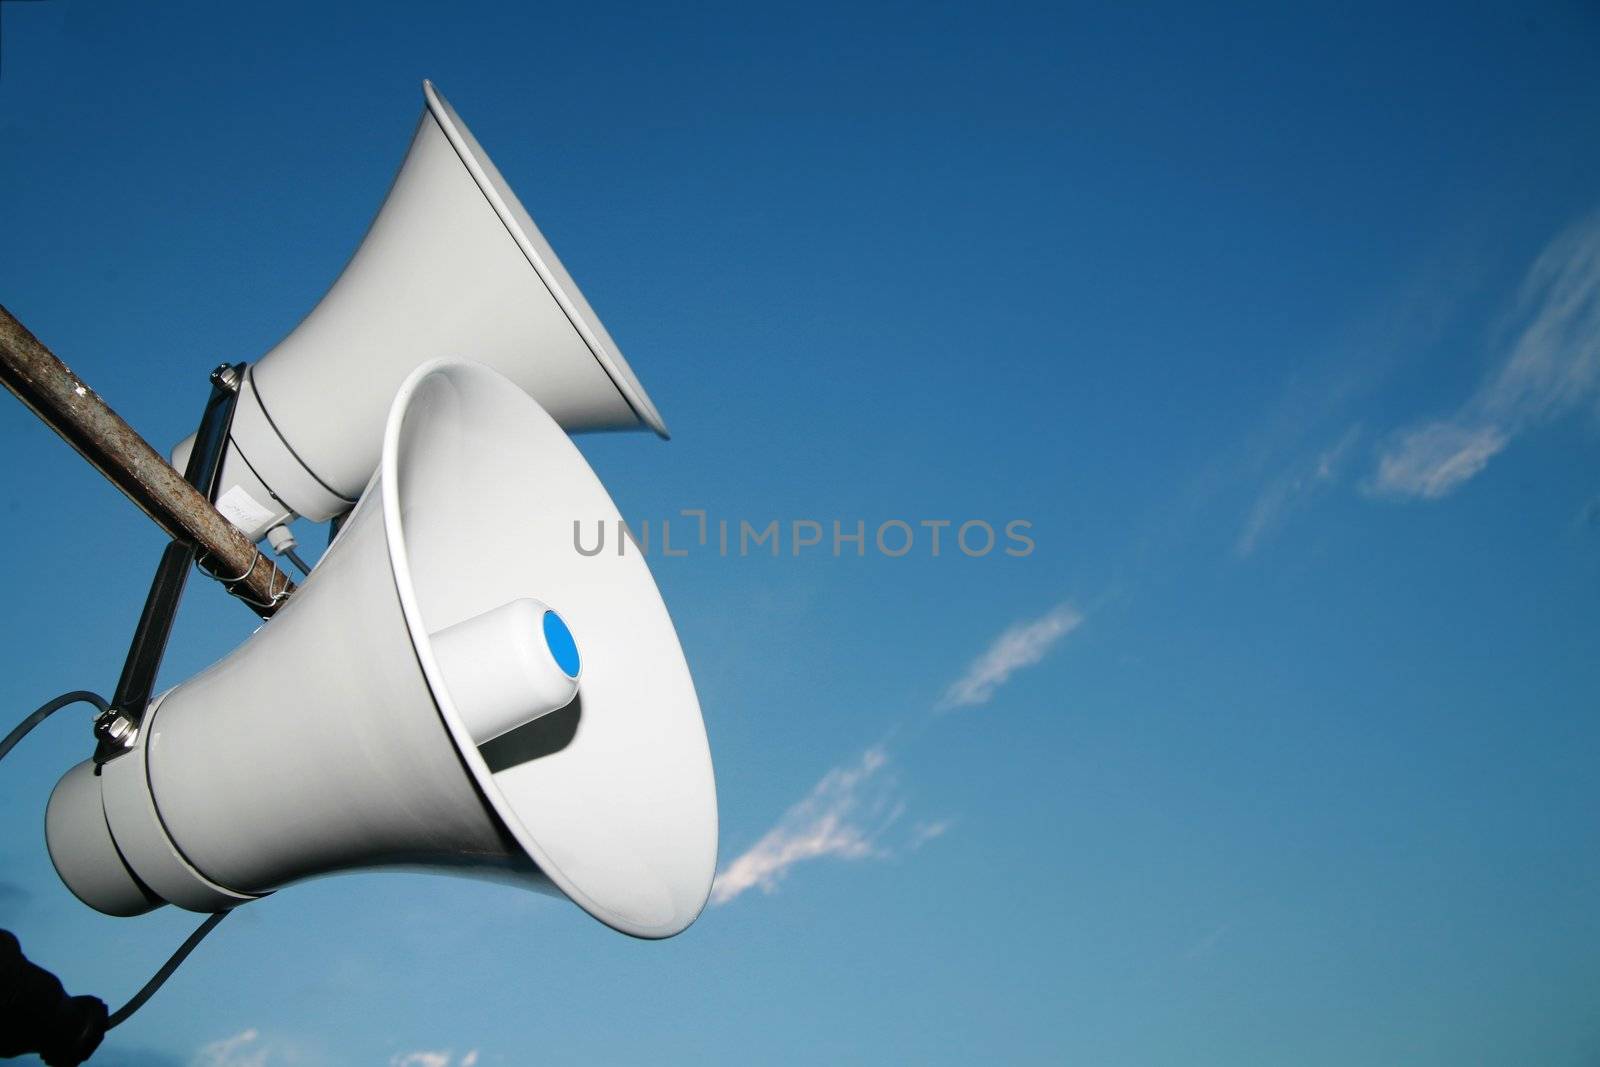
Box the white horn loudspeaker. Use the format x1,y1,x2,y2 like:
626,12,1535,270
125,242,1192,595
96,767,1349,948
49,360,717,940
175,80,668,542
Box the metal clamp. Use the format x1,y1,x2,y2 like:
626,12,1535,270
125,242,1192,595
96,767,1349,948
94,364,247,766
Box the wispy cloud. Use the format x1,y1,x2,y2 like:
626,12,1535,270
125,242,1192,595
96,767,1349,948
1374,422,1508,499
715,604,1080,904
710,746,902,904
190,1028,318,1067
939,603,1082,709
1236,426,1361,556
1374,210,1600,499
907,820,952,850
193,1030,269,1067
390,1052,478,1067
1157,230,1488,573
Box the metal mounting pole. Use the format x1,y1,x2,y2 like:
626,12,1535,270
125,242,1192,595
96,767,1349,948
0,303,296,613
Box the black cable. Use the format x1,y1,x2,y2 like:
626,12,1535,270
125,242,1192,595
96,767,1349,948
2,691,229,1033
105,911,228,1029
282,548,312,577
0,691,108,764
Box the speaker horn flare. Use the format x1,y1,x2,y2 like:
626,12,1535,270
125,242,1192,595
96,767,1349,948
51,361,717,939
176,81,668,541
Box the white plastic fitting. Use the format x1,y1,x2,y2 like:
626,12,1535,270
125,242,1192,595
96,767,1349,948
428,598,580,745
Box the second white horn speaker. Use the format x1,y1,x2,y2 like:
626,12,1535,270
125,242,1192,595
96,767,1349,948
177,80,668,541
52,360,715,938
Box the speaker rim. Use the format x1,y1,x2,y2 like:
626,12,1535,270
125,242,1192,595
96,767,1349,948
422,80,670,440
379,358,714,939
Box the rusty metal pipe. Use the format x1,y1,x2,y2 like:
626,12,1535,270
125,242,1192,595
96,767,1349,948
0,304,295,614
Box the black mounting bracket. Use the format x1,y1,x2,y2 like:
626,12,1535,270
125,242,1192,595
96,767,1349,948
93,363,246,766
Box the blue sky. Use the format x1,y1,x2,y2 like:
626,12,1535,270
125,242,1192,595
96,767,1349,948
3,1,1600,1064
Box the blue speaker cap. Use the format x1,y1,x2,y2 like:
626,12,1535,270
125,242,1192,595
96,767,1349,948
542,610,580,678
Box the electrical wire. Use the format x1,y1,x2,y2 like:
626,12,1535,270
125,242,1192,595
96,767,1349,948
282,548,312,577
3,690,230,1028
0,690,108,763
106,911,229,1028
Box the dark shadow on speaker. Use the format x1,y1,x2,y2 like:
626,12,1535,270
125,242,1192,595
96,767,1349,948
479,693,582,772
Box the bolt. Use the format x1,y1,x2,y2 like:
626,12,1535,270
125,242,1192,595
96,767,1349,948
94,712,137,748
211,364,241,392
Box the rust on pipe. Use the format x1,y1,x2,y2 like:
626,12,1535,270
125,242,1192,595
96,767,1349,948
0,303,295,614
